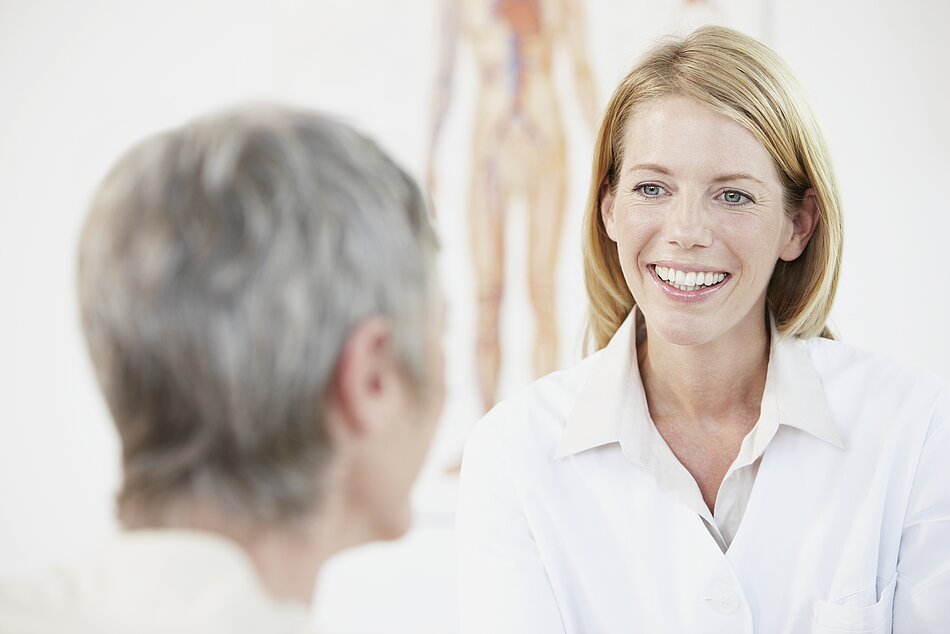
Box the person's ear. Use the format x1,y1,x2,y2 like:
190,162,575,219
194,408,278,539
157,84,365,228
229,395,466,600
600,179,618,242
327,316,397,441
780,188,821,262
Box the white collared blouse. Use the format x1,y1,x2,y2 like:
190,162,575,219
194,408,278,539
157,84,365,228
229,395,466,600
457,311,950,633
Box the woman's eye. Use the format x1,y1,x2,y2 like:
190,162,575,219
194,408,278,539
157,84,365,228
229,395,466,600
636,184,666,197
721,190,751,205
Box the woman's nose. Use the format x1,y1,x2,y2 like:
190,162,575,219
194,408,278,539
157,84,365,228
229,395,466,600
665,194,713,249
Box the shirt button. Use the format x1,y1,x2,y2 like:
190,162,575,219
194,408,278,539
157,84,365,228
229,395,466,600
705,591,739,615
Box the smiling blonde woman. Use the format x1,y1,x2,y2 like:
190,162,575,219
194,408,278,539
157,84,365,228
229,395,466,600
457,26,949,633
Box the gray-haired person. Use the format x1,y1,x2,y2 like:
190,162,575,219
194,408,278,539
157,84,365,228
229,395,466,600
0,106,445,633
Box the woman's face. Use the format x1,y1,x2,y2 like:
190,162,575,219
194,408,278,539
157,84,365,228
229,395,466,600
601,94,813,348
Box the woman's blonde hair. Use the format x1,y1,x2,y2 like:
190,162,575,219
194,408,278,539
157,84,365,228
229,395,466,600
583,26,843,350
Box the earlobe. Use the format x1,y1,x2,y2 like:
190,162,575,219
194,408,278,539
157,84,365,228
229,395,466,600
779,188,821,262
600,181,617,241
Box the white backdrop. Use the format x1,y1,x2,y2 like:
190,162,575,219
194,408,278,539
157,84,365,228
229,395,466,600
1,1,948,632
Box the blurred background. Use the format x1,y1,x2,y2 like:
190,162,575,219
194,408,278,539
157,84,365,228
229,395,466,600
0,0,947,632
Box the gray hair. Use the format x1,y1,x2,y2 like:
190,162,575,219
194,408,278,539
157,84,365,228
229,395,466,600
78,106,438,524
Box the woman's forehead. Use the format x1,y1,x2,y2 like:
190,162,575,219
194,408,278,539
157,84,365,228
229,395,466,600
619,95,779,185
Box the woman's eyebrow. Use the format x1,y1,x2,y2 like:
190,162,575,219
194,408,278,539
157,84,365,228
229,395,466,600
626,162,673,175
627,163,768,189
710,172,768,188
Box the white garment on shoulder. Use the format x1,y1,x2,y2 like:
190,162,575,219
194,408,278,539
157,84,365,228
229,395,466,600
457,311,950,633
0,530,321,634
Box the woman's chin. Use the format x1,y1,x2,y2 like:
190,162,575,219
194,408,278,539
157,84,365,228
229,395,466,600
639,310,721,349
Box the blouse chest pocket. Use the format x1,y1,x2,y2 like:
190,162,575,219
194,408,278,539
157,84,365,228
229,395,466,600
812,574,897,634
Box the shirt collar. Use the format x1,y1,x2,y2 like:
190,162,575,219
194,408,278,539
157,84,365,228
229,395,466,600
767,314,844,448
555,309,843,459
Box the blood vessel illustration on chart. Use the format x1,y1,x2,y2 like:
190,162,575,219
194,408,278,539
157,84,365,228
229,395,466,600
427,0,599,412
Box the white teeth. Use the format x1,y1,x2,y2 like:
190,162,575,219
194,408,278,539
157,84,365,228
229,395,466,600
654,266,727,290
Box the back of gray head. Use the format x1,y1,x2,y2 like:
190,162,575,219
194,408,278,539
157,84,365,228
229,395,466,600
78,106,438,525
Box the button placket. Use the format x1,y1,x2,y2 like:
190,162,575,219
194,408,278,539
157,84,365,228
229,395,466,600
703,579,743,616
704,591,739,615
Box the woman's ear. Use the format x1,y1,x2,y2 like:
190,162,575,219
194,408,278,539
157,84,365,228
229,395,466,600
600,180,617,242
326,316,396,441
779,188,821,262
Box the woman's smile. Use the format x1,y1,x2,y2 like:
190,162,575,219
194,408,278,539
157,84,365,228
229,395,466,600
649,264,730,302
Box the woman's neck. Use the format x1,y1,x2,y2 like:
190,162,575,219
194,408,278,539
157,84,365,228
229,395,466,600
235,508,358,604
121,488,372,605
638,308,770,429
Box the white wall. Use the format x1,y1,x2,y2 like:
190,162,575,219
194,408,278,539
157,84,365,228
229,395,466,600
772,1,950,370
1,1,947,632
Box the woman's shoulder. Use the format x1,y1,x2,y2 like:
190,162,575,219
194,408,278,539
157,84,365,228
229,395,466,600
801,335,949,421
465,352,604,461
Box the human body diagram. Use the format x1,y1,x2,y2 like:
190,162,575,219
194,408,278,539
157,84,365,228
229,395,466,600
427,0,599,412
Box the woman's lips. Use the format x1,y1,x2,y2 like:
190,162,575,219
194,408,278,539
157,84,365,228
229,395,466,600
649,264,730,301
